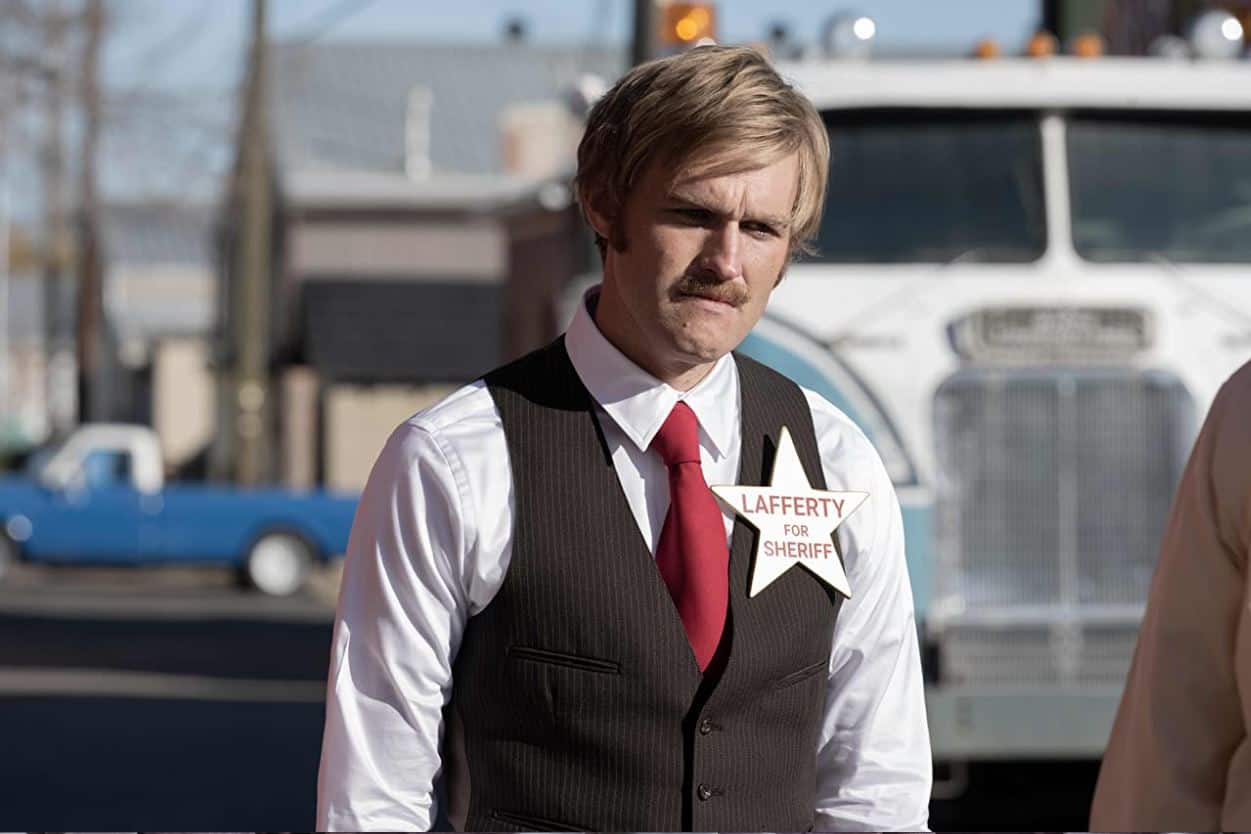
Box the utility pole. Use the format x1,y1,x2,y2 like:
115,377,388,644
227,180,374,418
0,77,11,434
631,0,656,66
76,0,103,422
1043,0,1111,42
41,0,75,438
233,0,271,485
1042,0,1062,38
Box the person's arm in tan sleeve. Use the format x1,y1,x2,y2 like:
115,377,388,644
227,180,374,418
1090,366,1251,830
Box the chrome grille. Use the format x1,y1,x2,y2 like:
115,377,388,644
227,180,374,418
932,368,1193,685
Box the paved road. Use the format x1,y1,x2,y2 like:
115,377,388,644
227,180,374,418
1,564,1098,831
1,564,336,830
3,695,327,830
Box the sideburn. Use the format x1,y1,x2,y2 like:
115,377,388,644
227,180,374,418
608,217,629,253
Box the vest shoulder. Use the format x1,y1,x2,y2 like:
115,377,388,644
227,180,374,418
735,354,887,478
733,351,802,392
482,338,568,388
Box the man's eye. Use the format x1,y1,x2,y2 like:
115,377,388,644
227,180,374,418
670,208,711,223
744,223,778,238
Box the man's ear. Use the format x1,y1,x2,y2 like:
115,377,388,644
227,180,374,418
579,186,615,242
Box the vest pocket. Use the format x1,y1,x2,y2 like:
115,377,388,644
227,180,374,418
771,659,827,690
508,645,621,675
489,808,587,831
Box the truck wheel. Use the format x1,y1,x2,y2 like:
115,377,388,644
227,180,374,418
244,533,313,596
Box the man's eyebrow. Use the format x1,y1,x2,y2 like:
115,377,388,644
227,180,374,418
748,212,792,230
663,192,791,229
663,190,713,209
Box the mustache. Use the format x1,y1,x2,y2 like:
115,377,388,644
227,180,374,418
670,273,750,308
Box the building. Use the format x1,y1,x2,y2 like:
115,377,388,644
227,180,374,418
0,268,50,456
217,40,623,490
0,199,218,471
100,200,218,470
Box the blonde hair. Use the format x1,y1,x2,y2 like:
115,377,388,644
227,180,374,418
575,45,829,260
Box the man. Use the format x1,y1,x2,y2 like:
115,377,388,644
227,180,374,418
317,45,930,832
1090,361,1251,830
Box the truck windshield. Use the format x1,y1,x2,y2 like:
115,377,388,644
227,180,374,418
1069,111,1251,263
812,109,1045,264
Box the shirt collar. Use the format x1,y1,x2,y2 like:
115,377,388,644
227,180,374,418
565,285,738,459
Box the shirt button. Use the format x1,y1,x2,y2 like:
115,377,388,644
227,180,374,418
698,718,715,735
697,783,714,801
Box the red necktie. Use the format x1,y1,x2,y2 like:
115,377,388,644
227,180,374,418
651,401,729,672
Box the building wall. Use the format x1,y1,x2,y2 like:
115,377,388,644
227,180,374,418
323,382,458,492
302,280,505,382
289,219,506,279
152,338,216,468
253,199,586,488
503,204,589,361
1,346,49,450
281,365,319,491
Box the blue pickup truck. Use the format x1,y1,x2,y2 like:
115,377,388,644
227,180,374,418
0,424,359,595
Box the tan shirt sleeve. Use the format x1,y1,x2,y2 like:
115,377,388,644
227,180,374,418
1090,362,1251,831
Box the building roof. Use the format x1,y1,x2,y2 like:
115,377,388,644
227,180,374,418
269,41,624,176
284,168,555,214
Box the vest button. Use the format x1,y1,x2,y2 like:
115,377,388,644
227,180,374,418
697,783,714,801
698,718,715,735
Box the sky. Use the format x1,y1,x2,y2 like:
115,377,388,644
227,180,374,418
6,0,1042,214
105,0,1042,91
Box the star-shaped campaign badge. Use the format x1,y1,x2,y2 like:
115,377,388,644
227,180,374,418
711,427,868,599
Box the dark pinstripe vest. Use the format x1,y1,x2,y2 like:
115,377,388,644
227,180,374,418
444,337,842,832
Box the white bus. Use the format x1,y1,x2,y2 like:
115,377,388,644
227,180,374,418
734,52,1251,780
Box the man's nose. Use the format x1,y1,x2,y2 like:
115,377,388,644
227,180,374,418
699,222,742,281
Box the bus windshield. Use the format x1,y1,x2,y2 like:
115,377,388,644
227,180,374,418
812,109,1046,264
1069,111,1251,264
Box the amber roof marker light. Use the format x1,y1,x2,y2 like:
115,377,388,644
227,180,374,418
1069,32,1105,58
1026,30,1059,58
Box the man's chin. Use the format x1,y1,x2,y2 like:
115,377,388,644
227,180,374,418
671,333,739,365
661,311,752,363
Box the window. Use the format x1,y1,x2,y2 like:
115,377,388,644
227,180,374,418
812,109,1046,264
1069,111,1251,263
79,450,132,490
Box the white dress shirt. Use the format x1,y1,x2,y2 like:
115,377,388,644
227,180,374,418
317,289,932,832
1090,360,1251,830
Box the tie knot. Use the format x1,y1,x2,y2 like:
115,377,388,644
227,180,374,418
651,401,702,466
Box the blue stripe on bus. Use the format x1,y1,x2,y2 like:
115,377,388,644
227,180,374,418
901,504,932,619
